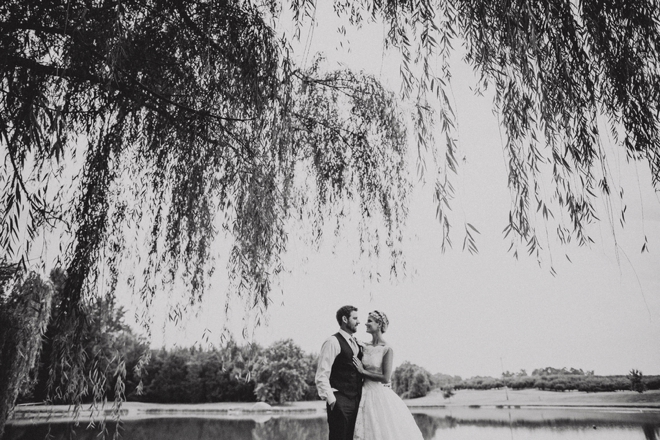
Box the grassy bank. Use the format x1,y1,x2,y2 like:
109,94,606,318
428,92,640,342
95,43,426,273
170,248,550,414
409,388,660,408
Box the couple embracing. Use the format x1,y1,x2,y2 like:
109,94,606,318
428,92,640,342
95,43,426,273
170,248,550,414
315,305,424,440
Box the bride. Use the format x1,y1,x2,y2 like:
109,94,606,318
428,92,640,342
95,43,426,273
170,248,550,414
352,311,424,440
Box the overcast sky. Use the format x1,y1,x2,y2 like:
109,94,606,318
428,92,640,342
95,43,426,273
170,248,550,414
140,5,660,379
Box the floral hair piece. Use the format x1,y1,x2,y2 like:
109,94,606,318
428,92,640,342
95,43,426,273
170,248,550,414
369,310,389,333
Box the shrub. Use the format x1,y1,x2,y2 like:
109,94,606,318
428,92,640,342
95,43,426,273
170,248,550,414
644,376,660,391
441,385,455,399
254,339,309,404
392,362,433,398
629,370,646,393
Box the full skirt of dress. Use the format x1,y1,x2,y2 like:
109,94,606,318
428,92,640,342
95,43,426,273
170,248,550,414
353,380,424,440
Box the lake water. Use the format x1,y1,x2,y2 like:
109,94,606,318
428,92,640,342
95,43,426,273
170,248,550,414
5,407,660,440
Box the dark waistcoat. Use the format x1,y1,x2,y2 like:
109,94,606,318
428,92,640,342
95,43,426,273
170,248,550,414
329,333,363,398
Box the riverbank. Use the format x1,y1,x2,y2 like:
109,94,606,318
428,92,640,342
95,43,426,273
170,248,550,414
409,388,660,408
10,388,660,424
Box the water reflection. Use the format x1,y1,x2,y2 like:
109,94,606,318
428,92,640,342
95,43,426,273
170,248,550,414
412,410,660,440
4,417,327,440
5,409,659,440
644,424,659,440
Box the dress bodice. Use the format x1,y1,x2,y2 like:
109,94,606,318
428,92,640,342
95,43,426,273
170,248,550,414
354,341,424,440
361,343,389,375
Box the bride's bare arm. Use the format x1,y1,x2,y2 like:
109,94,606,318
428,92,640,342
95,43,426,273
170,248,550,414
381,347,393,383
353,347,393,383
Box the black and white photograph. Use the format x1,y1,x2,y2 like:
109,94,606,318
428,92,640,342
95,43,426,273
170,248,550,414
1,1,659,439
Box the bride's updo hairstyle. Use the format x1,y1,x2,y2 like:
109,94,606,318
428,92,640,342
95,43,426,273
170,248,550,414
369,310,389,333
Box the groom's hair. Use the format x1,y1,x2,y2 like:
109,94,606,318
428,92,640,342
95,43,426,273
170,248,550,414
336,305,358,326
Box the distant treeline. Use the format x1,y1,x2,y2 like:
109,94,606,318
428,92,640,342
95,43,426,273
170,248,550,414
130,347,660,402
21,332,659,404
417,366,660,394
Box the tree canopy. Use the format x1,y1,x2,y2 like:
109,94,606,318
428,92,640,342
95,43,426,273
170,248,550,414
1,0,659,422
329,0,660,256
1,0,408,402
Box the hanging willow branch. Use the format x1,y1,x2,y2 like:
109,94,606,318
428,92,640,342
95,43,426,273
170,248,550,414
0,270,53,438
296,0,660,259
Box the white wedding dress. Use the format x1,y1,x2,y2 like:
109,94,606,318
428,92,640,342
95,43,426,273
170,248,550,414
353,344,424,440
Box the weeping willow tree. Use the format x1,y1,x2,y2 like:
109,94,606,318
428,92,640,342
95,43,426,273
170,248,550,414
1,0,659,430
0,0,409,426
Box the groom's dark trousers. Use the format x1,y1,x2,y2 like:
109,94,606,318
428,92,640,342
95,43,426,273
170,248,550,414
327,393,360,440
327,333,363,440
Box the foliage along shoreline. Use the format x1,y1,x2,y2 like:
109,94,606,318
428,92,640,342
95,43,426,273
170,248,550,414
19,332,660,406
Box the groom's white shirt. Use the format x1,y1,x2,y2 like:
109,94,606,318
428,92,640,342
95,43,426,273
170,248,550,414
315,329,358,406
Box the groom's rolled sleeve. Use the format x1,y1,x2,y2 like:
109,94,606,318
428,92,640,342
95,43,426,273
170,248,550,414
315,336,340,406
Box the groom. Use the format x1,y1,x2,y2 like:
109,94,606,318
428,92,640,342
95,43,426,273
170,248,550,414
315,305,364,440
